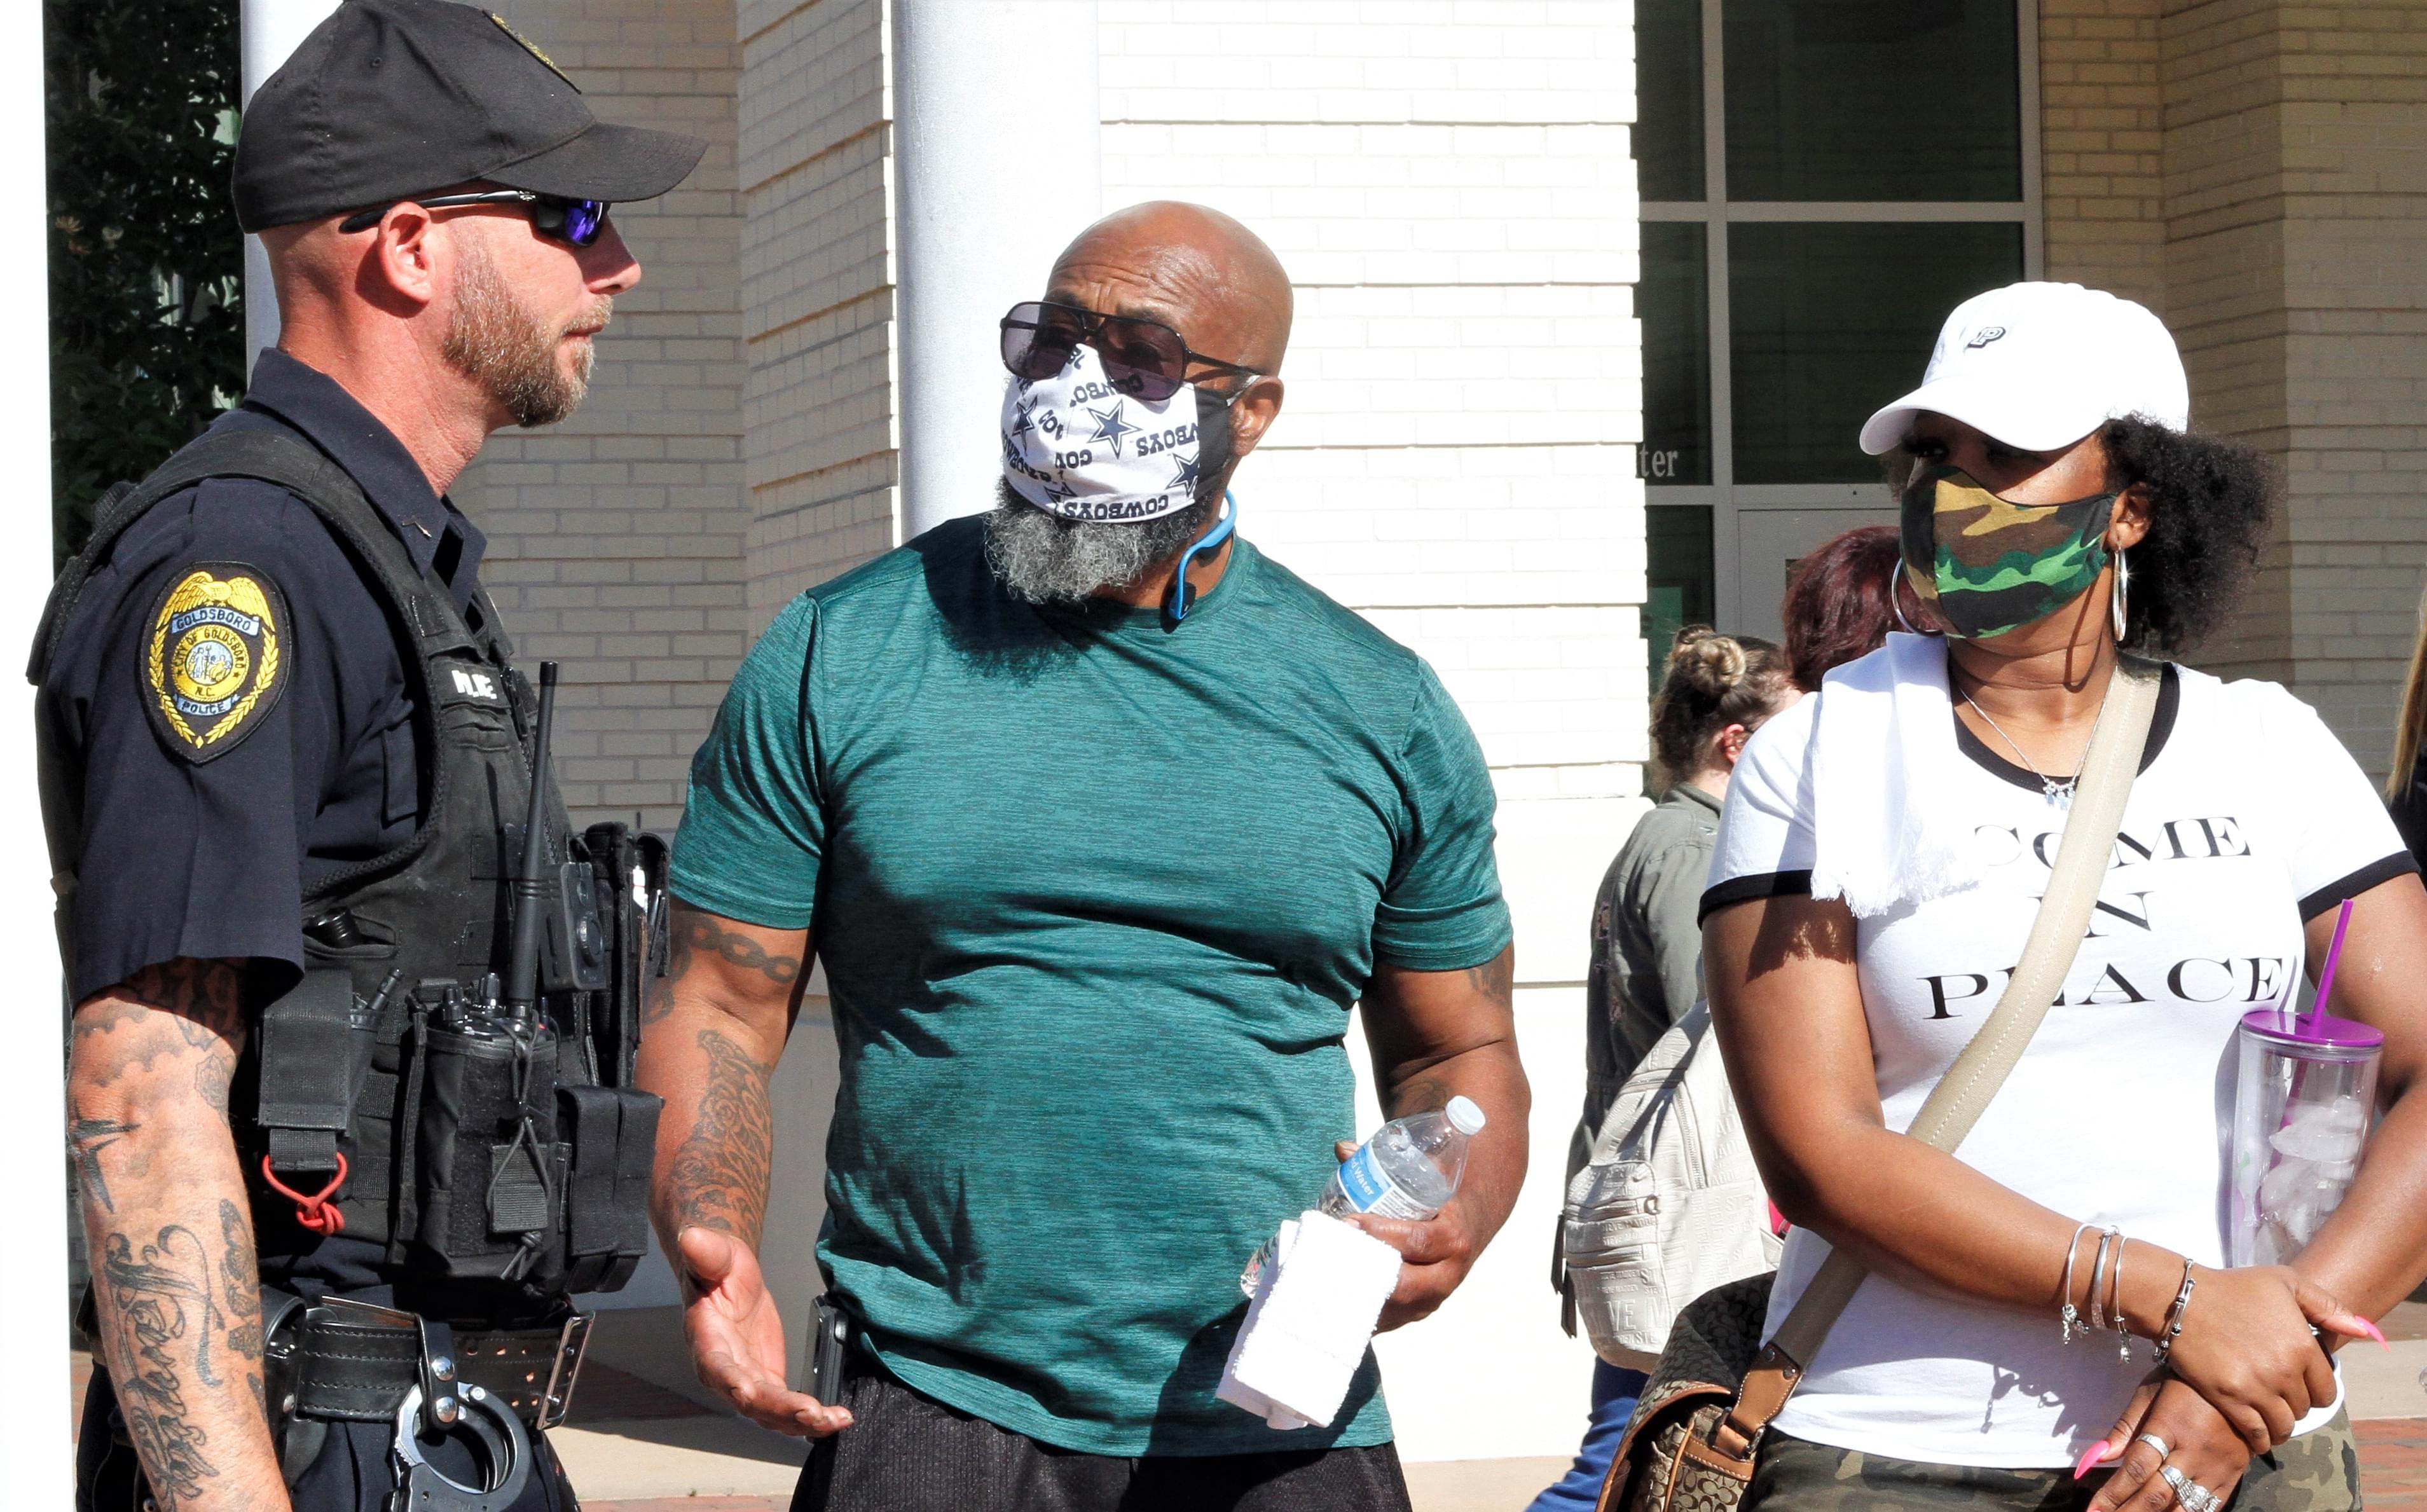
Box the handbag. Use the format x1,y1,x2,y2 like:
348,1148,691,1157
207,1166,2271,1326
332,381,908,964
1594,655,2164,1512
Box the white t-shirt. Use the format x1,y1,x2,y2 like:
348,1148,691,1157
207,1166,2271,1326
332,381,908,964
1706,656,2416,1468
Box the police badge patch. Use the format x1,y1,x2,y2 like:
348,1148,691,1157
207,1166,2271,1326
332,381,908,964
142,563,290,763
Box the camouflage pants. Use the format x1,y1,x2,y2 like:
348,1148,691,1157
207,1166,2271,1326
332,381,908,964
1743,1411,2361,1512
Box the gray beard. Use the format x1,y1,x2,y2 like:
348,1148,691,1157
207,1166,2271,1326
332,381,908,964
440,240,600,429
983,480,1220,607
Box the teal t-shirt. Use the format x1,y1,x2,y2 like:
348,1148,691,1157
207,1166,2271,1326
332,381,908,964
671,515,1512,1455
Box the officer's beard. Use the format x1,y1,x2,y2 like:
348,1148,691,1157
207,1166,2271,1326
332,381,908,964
983,480,1223,607
441,242,608,429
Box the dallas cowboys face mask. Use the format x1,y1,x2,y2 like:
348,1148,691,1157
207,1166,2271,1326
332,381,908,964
1899,464,2117,640
1000,341,1231,522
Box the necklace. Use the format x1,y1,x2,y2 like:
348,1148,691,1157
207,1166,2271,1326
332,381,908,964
1960,691,2093,808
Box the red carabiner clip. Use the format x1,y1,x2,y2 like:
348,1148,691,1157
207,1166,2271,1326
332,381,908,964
261,1152,349,1235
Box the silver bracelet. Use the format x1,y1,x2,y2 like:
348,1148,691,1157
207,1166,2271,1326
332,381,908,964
2059,1223,2098,1344
2152,1259,2196,1364
2110,1235,2133,1362
2086,1227,2120,1332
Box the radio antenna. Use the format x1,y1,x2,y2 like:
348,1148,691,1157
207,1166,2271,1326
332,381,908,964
503,661,559,1023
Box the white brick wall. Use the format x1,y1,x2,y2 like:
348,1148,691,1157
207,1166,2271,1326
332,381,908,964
456,0,749,831
738,0,898,625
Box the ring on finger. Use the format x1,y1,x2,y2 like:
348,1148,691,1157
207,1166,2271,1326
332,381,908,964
2135,1433,2172,1460
2161,1464,2222,1512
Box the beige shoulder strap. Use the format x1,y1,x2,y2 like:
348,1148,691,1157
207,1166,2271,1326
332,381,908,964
1720,654,2164,1451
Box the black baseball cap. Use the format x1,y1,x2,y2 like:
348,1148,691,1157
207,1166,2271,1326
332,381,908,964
233,0,708,233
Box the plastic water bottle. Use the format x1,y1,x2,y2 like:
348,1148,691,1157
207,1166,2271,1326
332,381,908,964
1241,1097,1488,1295
1319,1096,1489,1221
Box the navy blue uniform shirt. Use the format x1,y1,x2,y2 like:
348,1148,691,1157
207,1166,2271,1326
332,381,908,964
45,351,490,1288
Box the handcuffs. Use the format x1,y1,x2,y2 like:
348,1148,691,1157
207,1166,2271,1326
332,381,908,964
388,1381,533,1512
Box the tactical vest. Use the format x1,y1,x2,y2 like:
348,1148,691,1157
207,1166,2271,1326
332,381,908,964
34,427,664,1307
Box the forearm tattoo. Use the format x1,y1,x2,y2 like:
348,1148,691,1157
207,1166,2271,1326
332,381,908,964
95,1223,231,1505
69,1104,140,1214
662,1027,776,1247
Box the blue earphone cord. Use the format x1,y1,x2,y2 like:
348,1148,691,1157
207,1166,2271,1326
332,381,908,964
1167,490,1239,622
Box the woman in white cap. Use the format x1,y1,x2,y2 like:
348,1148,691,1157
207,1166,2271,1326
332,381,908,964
1693,282,2427,1511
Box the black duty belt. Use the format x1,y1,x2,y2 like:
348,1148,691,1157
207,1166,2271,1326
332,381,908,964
267,1295,593,1431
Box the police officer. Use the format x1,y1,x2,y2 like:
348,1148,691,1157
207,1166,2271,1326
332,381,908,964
43,3,701,1508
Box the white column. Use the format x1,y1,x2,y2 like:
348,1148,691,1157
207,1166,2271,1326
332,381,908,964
0,0,64,1495
241,0,343,370
888,0,1099,539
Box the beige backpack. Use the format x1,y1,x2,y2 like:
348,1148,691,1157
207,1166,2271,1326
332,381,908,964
1559,1000,1782,1370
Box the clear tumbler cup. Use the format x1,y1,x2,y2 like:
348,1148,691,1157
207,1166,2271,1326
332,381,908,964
2229,1008,2381,1267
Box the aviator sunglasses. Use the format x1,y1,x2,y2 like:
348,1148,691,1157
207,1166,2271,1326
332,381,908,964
338,189,612,248
1000,299,1261,403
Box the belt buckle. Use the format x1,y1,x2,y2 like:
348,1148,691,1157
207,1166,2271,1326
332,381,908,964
534,1312,593,1431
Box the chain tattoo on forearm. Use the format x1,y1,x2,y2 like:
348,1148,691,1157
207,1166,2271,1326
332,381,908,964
663,1027,777,1247
643,908,802,1026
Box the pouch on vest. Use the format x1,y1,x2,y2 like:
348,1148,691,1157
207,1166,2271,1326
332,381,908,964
556,1085,663,1294
403,987,565,1283
255,970,376,1181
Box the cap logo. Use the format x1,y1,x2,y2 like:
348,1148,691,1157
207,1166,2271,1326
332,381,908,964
1966,326,2008,350
488,13,580,92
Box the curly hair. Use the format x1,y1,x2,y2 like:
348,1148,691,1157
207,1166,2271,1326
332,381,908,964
1651,627,1796,785
1882,415,2275,656
2099,415,2275,656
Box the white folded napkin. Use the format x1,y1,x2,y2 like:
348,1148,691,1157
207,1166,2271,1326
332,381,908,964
1216,1209,1403,1431
1808,631,1976,919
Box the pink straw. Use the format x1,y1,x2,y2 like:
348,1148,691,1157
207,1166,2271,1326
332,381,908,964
2306,898,2356,1036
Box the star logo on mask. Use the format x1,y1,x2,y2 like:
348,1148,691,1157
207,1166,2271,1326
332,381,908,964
1041,478,1079,505
1008,398,1039,441
1167,451,1202,492
1087,402,1141,459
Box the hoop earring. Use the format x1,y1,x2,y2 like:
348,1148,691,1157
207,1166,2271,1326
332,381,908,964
2110,547,2131,642
1888,565,1917,635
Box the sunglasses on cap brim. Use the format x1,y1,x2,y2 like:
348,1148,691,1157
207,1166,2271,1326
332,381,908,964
338,189,611,248
999,299,1261,404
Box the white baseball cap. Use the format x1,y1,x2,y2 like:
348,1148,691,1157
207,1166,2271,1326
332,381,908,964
1857,281,2190,456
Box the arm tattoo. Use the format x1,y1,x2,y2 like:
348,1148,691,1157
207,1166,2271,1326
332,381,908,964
1463,952,1514,1008
97,1223,228,1504
1390,1075,1457,1122
219,1200,266,1370
644,909,802,1026
662,1027,776,1247
74,960,247,1100
69,1105,140,1214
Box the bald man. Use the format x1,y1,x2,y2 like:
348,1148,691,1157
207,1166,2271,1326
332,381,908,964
43,4,703,1509
644,203,1528,1511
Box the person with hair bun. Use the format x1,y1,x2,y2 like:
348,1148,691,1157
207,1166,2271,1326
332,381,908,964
1529,626,1798,1512
1696,282,2427,1512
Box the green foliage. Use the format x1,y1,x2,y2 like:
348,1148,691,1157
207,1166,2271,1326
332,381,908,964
46,0,244,568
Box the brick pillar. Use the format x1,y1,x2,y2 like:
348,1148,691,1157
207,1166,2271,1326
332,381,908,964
2157,0,2427,769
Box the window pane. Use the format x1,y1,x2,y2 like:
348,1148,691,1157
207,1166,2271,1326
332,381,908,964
1646,504,1716,762
1728,222,2024,484
1640,222,1712,487
1637,0,1705,202
1724,0,2021,202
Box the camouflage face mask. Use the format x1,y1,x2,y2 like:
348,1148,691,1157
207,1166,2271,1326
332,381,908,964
1898,465,2117,640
